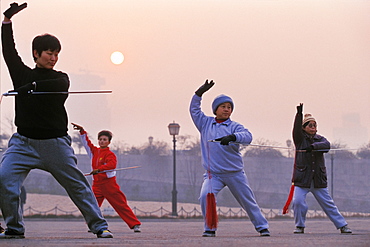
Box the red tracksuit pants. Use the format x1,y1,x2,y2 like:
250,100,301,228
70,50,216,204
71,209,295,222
92,177,141,229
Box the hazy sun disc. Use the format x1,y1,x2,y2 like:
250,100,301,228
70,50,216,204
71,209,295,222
110,51,124,65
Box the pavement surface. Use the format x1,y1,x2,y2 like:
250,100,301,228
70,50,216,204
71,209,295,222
0,217,369,247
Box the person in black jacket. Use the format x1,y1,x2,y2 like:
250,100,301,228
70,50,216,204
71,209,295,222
292,103,352,234
0,2,112,239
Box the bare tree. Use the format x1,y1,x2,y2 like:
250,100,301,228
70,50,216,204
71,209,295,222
110,139,131,155
0,115,15,150
357,142,370,159
330,141,357,160
122,137,169,156
177,135,200,156
71,132,84,154
2,115,15,133
0,133,10,149
244,138,284,158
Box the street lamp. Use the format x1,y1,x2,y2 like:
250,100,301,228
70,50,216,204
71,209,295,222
168,121,180,216
330,151,335,199
286,139,292,158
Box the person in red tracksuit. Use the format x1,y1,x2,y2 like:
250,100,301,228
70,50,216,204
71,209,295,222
72,123,141,233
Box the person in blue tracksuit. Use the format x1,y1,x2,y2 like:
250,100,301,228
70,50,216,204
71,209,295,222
189,79,269,237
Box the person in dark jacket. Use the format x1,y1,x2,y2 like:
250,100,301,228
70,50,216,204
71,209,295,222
292,103,352,234
0,2,112,239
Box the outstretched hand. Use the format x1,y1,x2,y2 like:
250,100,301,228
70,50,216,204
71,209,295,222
3,2,27,19
296,103,303,114
13,82,35,96
303,145,313,153
195,79,215,97
90,169,100,175
214,134,236,145
71,123,84,132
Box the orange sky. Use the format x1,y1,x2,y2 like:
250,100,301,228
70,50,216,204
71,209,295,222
1,0,370,149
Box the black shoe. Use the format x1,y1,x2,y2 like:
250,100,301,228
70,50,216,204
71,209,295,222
202,231,216,237
340,225,352,234
0,230,25,239
259,229,270,236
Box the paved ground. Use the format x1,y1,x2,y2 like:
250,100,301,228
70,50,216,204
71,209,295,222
0,217,369,246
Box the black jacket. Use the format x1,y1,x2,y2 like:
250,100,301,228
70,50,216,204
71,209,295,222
2,23,69,139
292,112,330,188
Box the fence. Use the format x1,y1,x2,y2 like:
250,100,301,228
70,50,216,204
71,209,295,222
19,205,370,219
21,154,370,213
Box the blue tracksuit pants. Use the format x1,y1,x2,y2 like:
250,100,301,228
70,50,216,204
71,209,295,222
0,133,108,234
293,181,347,229
199,170,269,232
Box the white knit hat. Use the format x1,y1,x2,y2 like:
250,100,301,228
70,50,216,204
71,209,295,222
303,114,316,126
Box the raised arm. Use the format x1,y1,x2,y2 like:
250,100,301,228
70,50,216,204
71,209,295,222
292,103,304,147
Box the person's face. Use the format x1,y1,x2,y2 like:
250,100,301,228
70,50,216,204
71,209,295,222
98,135,111,149
303,121,317,135
34,49,59,69
215,102,232,120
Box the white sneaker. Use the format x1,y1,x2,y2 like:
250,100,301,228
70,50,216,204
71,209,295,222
97,229,113,238
133,225,141,233
294,227,304,234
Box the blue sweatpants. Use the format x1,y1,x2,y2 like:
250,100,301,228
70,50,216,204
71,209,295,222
199,171,269,232
0,133,108,234
293,181,347,229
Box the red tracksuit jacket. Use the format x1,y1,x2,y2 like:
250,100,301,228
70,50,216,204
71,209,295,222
80,131,117,184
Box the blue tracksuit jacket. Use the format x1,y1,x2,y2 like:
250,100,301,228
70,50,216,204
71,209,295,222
190,94,252,174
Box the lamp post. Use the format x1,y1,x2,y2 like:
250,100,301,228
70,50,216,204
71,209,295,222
330,151,335,199
286,139,292,158
168,121,180,216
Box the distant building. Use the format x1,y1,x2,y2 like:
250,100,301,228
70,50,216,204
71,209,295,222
333,113,368,149
66,72,111,150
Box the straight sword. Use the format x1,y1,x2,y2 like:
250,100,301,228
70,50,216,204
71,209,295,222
84,166,141,176
2,90,112,96
208,140,358,152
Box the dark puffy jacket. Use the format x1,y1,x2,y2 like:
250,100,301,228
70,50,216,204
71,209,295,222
292,112,330,188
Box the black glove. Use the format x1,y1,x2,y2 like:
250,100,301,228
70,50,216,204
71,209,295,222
90,169,100,175
215,134,236,145
195,79,215,97
303,145,313,153
296,103,303,114
12,82,35,96
3,2,27,19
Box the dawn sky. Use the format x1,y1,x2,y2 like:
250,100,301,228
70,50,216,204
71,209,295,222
1,0,369,149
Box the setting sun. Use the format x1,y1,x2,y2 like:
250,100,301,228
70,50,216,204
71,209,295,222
110,51,124,65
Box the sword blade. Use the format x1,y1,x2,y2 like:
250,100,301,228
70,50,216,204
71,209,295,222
2,90,112,96
208,140,292,149
84,166,140,176
208,140,358,152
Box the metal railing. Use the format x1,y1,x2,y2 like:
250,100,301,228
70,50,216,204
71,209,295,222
15,206,370,219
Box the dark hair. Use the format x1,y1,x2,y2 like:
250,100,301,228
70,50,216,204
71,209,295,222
32,34,61,62
98,130,113,141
